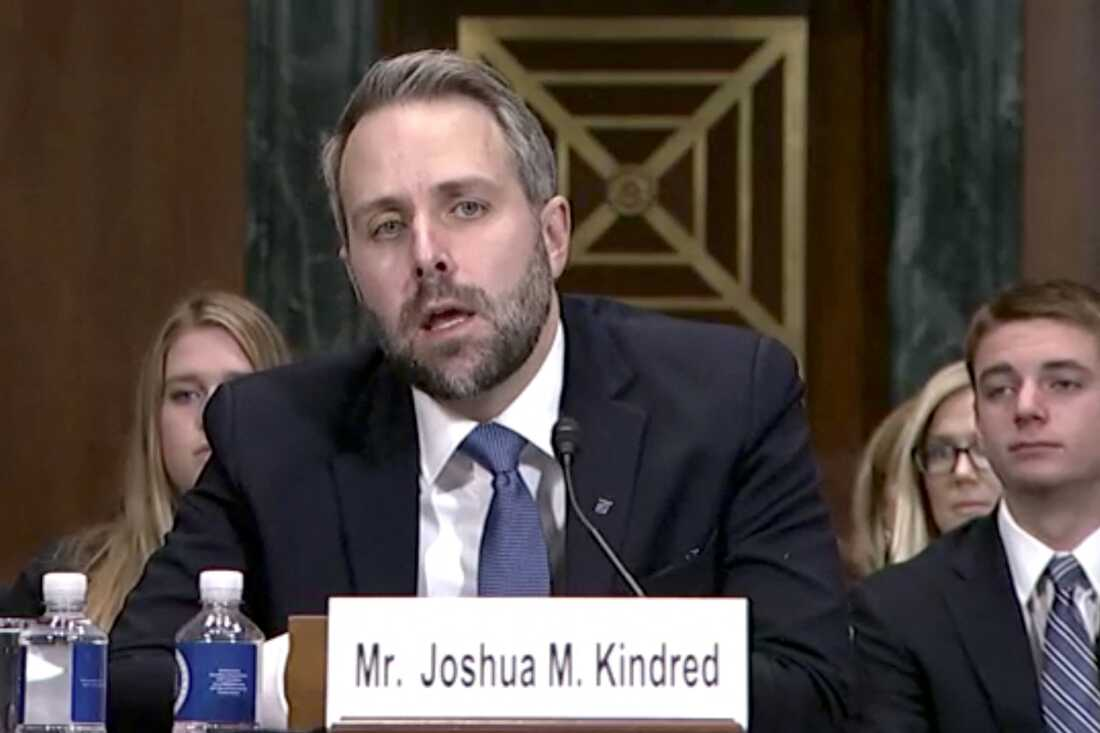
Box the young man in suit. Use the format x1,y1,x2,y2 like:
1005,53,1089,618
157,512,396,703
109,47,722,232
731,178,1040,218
108,50,849,731
852,279,1100,732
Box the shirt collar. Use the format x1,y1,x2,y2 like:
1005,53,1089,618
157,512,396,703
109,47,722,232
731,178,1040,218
411,319,565,484
998,500,1100,602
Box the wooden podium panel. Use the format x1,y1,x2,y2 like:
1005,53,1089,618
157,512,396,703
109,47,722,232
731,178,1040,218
287,615,328,730
288,616,741,733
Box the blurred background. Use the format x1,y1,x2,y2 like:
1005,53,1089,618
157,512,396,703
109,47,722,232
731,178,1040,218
2,0,1098,579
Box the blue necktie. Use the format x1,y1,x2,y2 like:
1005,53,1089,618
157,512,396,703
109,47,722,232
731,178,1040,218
460,423,550,596
1040,554,1100,733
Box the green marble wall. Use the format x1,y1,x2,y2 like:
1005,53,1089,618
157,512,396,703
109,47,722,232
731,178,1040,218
246,0,377,355
888,0,1021,400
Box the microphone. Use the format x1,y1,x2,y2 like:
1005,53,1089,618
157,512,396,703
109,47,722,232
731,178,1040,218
552,417,646,597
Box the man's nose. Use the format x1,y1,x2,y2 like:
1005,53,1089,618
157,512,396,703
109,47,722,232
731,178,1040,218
1014,380,1047,424
410,217,453,280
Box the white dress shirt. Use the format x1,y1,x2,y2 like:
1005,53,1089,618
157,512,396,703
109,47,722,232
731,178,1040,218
258,321,568,727
414,320,566,597
998,501,1100,670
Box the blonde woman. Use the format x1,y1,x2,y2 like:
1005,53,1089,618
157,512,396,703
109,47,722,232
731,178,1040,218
849,361,1003,577
4,291,290,628
846,397,914,578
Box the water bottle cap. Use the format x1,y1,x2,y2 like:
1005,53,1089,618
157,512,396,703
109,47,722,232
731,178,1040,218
42,572,87,603
199,569,243,602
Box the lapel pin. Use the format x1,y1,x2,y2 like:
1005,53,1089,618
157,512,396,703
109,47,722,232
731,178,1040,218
594,498,614,515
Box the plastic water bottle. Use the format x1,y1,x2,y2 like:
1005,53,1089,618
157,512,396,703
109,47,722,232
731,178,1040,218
173,570,263,733
18,572,107,733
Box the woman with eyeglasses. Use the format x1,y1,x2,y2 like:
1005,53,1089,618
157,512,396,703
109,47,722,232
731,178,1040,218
848,361,1003,577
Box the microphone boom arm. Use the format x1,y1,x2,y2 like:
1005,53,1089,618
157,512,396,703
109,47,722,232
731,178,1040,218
553,417,646,598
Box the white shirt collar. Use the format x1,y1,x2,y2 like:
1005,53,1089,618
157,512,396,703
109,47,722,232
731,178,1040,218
411,319,565,485
998,500,1100,604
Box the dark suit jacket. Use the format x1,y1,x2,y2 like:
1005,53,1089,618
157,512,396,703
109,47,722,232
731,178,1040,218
850,513,1043,732
108,295,850,732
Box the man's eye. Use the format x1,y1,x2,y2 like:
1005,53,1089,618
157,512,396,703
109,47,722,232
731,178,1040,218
452,200,487,219
1049,378,1080,392
982,384,1014,400
371,219,405,239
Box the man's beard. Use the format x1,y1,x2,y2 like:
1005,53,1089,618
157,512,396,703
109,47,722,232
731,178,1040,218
360,239,554,401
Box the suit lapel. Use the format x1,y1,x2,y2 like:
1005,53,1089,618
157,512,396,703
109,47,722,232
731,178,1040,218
329,353,419,595
945,516,1043,730
559,299,647,596
325,298,650,597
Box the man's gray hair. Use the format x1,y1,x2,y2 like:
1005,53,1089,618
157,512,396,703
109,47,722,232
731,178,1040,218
321,49,557,246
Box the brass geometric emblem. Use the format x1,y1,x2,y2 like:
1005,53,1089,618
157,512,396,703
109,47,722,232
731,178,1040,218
459,17,808,363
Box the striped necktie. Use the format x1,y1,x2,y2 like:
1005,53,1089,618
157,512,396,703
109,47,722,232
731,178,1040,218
1040,554,1100,733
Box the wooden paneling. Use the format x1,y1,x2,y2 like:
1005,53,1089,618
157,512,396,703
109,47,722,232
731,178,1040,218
804,0,890,538
0,1,246,580
1021,0,1100,284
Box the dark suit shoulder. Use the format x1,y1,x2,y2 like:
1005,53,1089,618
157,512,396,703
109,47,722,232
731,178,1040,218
856,517,995,611
223,345,381,419
200,344,390,488
850,515,1038,732
211,343,382,430
561,295,794,394
564,294,772,351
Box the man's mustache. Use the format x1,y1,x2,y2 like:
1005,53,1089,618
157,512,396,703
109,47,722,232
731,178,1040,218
398,277,492,331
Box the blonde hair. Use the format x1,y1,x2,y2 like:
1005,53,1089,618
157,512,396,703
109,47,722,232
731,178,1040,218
848,360,975,576
63,291,291,629
848,398,915,577
885,361,973,567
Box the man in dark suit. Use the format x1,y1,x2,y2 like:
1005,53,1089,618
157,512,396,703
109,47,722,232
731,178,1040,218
109,50,849,731
852,279,1100,732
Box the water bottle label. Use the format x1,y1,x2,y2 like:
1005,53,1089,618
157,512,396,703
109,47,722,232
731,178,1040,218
71,643,106,723
15,647,24,724
175,642,256,723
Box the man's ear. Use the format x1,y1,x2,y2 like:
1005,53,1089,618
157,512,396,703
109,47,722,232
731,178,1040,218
539,195,572,279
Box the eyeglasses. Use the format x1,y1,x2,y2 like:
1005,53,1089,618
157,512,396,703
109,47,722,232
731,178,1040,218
914,443,993,476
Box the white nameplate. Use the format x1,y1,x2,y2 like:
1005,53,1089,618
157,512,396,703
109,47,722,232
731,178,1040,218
325,597,747,727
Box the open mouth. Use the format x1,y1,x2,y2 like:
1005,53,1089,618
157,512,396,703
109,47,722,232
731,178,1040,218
420,305,475,333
